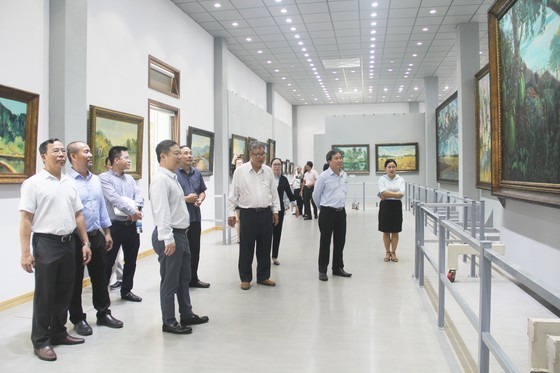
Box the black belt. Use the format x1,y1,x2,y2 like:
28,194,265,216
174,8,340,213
112,220,134,226
321,206,345,212
34,233,73,242
241,207,271,213
87,230,100,237
173,228,188,233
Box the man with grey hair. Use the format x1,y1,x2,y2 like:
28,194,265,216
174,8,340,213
228,141,280,290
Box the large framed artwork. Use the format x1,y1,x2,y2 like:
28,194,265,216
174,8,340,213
88,105,143,179
489,0,560,207
375,143,419,174
475,64,492,190
267,138,276,165
187,126,214,176
148,100,179,184
231,134,247,165
436,91,459,184
0,85,39,183
331,144,370,174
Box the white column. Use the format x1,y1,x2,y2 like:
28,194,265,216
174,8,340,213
424,77,438,188
214,37,229,222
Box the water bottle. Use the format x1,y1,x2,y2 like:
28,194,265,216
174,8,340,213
136,207,143,234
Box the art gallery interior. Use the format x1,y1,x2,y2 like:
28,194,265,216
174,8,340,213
1,0,559,372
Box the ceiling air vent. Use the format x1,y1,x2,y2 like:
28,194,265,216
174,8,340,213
322,58,361,69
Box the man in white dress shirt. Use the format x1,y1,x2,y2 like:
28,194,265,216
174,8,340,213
228,141,280,290
150,140,209,334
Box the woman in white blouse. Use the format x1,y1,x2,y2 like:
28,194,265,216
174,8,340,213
378,159,405,262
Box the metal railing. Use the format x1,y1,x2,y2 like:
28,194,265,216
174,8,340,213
412,186,560,373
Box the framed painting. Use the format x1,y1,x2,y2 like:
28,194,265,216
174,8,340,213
187,126,214,176
148,100,179,184
436,91,459,184
489,0,560,207
475,64,491,190
284,159,290,175
375,143,419,174
88,105,143,179
267,138,276,165
231,134,247,165
289,162,294,174
331,144,370,174
0,85,39,183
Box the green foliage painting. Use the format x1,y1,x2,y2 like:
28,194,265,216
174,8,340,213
436,92,459,183
0,98,26,173
476,65,492,189
498,0,560,184
332,144,370,174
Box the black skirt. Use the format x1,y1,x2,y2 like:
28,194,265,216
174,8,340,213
378,199,402,233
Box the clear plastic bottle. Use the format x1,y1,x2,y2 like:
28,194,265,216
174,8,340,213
136,207,143,234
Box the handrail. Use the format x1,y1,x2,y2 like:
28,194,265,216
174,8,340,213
413,195,560,373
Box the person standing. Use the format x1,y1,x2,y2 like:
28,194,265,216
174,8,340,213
150,140,209,334
270,158,299,265
176,145,210,288
99,146,144,302
227,141,280,290
104,155,123,289
302,161,318,220
19,138,92,361
313,149,351,281
291,166,304,216
66,141,124,336
378,158,405,263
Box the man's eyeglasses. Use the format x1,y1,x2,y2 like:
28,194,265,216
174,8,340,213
250,152,266,158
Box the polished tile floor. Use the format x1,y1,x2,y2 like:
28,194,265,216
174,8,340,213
0,207,553,372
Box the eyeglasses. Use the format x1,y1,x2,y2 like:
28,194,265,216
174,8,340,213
250,152,266,158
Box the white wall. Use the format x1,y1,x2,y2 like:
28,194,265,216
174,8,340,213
296,103,412,166
0,0,50,301
273,92,292,126
226,50,266,111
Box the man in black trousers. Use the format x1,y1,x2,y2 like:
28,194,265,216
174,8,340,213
313,149,352,281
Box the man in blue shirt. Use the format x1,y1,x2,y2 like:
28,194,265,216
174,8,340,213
67,141,123,335
176,146,209,288
313,149,352,281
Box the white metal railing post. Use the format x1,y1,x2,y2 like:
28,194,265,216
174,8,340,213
479,200,486,240
362,182,366,211
438,220,446,328
478,241,493,373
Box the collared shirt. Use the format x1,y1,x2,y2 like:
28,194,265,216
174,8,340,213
227,162,280,216
378,174,405,200
99,169,144,221
304,169,319,187
68,168,111,232
312,167,348,210
18,169,83,235
176,166,207,222
150,166,190,245
291,173,302,189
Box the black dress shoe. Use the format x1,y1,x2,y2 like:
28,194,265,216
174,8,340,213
332,268,352,277
319,272,328,281
74,320,93,336
303,216,312,220
51,334,85,346
189,280,210,288
34,346,57,361
97,314,124,328
180,314,209,326
121,291,142,302
162,322,192,334
109,281,122,290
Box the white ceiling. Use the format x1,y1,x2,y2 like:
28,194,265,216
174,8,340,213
171,0,494,106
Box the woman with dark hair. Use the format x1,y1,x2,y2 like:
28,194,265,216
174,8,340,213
378,158,405,262
270,158,299,265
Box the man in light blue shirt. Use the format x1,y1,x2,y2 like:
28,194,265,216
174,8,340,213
313,149,351,281
67,141,123,336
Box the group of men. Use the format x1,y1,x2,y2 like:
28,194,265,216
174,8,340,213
19,139,209,362
227,142,352,290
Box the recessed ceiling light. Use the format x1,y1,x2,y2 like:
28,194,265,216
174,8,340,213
390,60,394,63
310,63,314,66
412,53,417,57
383,88,388,92
370,37,376,41
275,0,282,3
370,30,377,34
304,53,309,57
257,50,262,54
371,12,377,17
422,27,429,32
417,42,423,46
409,63,413,66
370,44,375,48
372,2,378,7
274,69,279,72
267,60,272,64
335,78,339,81
281,8,287,13
286,18,292,23
312,67,316,71
430,9,437,14
354,89,358,92
293,89,296,91
302,48,307,52
288,83,291,86
298,41,304,45
332,71,337,74
290,27,296,31
281,77,285,80
388,69,392,72
246,37,252,42
232,22,239,27
371,21,377,26
414,86,418,90
444,85,449,89
351,70,355,73
294,34,300,39
214,3,221,8
297,94,301,96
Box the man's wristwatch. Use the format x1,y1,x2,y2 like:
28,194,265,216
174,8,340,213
83,241,91,247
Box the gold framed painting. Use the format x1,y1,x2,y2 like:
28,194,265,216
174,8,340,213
0,84,39,184
187,126,214,176
88,105,144,179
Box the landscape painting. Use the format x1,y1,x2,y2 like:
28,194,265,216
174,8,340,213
475,64,491,190
488,0,560,207
332,144,370,174
436,91,459,184
89,105,143,179
231,134,247,165
375,143,418,173
187,126,214,176
0,85,38,183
